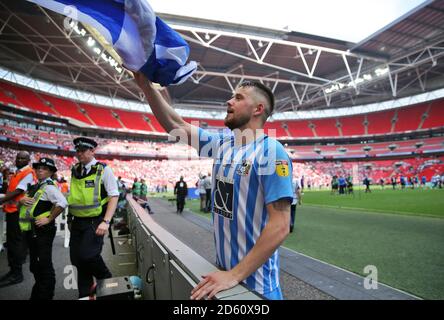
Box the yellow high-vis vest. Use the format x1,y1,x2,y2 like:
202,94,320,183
68,163,109,217
19,182,51,232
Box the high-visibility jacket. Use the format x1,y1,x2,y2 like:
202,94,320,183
19,180,53,232
3,166,37,213
68,163,109,218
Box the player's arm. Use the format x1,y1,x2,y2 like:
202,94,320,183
134,72,195,145
191,198,290,300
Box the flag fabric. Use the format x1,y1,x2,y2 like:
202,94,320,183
27,0,197,86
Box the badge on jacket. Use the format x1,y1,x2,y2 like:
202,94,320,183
85,180,95,188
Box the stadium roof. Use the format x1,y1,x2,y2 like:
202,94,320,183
0,0,443,116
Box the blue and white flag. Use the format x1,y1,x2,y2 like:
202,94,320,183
27,0,197,86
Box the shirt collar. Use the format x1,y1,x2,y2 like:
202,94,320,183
83,158,97,170
38,177,52,186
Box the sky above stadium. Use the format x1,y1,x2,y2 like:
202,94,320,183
148,0,428,43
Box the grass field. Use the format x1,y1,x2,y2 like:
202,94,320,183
302,187,444,218
153,188,444,299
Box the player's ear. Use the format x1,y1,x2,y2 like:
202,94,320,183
254,103,265,116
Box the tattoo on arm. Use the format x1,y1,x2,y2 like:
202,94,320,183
271,199,291,212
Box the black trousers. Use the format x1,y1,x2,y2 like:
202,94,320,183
176,195,185,213
24,223,56,300
69,217,112,298
5,211,27,276
205,189,211,211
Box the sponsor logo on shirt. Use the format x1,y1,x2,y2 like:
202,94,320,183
213,176,234,220
275,160,289,177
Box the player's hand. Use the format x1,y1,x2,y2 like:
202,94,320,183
190,271,239,300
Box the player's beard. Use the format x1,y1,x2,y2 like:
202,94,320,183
224,112,251,130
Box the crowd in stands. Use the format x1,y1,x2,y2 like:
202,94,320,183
1,145,443,193
0,122,197,158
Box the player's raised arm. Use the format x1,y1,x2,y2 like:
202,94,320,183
134,72,196,145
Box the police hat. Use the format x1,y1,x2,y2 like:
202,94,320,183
73,137,98,150
32,157,57,172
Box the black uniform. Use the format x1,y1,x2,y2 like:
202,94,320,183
174,180,188,213
24,180,58,299
21,156,68,300
69,162,113,298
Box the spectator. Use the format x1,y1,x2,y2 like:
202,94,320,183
174,176,188,214
363,176,371,193
204,172,212,212
196,174,207,212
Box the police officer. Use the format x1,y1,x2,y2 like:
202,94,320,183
19,158,67,299
68,137,119,298
0,151,37,288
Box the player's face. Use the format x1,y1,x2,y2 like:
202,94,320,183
224,87,255,130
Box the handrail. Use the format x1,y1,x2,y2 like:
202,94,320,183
126,195,262,300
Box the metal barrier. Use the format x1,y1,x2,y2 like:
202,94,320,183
126,195,262,300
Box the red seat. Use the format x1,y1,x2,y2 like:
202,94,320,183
367,110,395,135
0,81,55,115
113,109,153,131
286,120,314,138
264,121,287,137
422,100,444,129
80,103,122,129
394,103,429,132
311,119,340,137
339,115,366,136
39,93,92,125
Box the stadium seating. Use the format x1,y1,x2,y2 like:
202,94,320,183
0,81,55,115
79,103,123,129
338,115,366,136
38,92,93,125
0,80,443,139
422,100,444,129
0,82,20,106
264,121,288,137
394,103,429,133
310,118,340,137
112,109,153,131
367,109,396,135
286,120,314,138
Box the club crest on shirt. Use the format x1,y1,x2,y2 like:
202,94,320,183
275,160,289,177
236,160,252,176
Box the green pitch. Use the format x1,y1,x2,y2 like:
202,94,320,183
159,188,444,299
302,187,444,218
